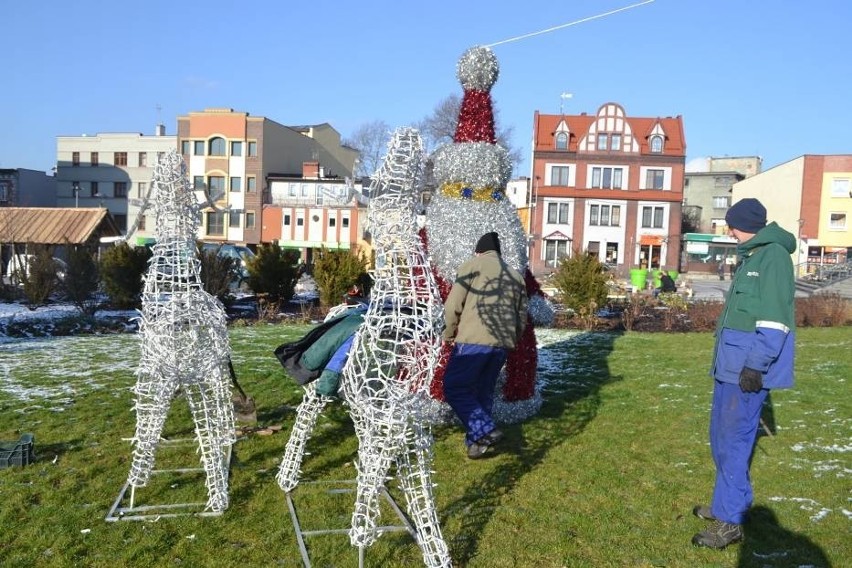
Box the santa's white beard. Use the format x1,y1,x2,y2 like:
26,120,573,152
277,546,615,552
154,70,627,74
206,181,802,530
426,193,529,281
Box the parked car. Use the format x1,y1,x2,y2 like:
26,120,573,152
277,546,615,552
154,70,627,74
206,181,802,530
4,254,67,283
200,243,255,291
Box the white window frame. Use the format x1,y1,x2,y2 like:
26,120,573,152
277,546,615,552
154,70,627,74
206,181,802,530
589,165,626,190
829,212,847,230
546,202,570,224
588,203,621,227
546,163,575,186
831,178,850,197
641,205,665,228
712,196,730,209
639,166,671,190
544,239,570,268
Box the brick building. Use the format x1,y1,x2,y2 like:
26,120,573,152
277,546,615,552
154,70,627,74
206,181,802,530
529,102,686,276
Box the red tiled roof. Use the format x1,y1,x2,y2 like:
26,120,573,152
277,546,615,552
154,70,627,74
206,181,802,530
534,105,685,155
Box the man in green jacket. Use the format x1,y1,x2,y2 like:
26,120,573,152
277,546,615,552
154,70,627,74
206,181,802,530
442,232,528,459
692,198,797,549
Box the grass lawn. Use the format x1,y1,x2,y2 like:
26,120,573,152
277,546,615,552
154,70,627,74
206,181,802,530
0,325,848,567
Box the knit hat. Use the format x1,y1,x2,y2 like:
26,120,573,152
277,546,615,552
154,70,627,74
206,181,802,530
725,198,766,233
475,232,501,255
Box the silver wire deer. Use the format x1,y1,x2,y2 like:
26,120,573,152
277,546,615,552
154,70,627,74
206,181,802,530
276,128,451,566
126,150,235,512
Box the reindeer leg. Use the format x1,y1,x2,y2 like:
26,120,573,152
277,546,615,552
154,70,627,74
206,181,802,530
395,420,452,568
276,383,331,492
185,378,232,512
127,370,179,488
349,406,406,548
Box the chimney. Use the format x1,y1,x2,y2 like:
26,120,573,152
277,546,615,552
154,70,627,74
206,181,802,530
302,161,320,179
155,124,166,136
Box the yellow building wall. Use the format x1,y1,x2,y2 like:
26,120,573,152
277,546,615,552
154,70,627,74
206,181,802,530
819,172,852,248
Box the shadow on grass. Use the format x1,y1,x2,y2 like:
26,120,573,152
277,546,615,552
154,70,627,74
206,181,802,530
737,506,831,567
230,401,358,495
442,330,624,566
26,439,81,463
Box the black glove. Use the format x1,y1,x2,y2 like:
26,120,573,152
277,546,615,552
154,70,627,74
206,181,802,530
738,367,763,393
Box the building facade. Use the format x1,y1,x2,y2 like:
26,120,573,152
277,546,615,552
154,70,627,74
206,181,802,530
529,103,686,276
261,162,366,264
176,108,358,249
0,168,57,208
681,157,761,273
55,127,176,239
732,154,852,272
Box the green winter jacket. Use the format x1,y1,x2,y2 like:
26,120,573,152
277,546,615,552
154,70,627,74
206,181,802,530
717,222,796,333
443,251,528,349
712,222,797,389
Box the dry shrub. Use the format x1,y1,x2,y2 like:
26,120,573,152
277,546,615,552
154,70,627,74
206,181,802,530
796,293,851,327
621,295,646,331
687,301,724,332
659,293,688,331
256,294,282,323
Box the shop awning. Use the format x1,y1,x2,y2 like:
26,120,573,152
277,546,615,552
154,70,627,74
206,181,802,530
639,235,664,246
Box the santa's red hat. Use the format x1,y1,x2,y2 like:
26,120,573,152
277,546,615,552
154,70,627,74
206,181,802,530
432,46,511,200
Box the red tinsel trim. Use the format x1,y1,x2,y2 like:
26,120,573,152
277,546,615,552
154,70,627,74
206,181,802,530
524,267,546,298
504,318,537,401
454,90,496,144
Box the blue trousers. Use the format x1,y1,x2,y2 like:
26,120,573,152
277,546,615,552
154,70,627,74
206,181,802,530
709,380,768,524
442,343,507,446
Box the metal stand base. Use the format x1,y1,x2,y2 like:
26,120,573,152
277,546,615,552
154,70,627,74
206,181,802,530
285,480,417,568
105,438,232,522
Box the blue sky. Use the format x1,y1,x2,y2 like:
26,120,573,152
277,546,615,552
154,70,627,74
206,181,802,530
2,0,850,175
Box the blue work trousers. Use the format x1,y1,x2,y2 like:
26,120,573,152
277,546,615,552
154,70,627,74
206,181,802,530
442,343,507,446
709,380,768,525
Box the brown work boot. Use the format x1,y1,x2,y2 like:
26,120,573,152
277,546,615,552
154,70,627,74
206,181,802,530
692,520,743,549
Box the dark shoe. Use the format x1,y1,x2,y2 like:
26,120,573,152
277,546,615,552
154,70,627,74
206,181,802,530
692,505,716,521
481,429,504,445
692,520,743,549
467,442,491,460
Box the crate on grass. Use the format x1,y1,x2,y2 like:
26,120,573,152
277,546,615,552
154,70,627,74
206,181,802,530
0,433,35,468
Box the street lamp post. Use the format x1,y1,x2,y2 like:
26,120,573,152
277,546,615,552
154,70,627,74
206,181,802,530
72,182,81,208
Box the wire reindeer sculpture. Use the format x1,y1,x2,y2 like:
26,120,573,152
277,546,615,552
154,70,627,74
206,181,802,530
125,149,235,512
276,128,451,566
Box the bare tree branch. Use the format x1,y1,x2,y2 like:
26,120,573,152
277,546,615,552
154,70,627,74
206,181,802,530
343,120,391,177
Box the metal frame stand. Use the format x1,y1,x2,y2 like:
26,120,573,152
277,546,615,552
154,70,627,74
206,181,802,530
285,480,417,568
105,438,232,522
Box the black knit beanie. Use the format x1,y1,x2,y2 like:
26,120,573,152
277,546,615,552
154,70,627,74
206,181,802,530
474,232,501,255
725,198,767,233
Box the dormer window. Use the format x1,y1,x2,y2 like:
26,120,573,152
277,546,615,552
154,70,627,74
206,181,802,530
555,132,568,150
650,135,663,153
597,133,608,150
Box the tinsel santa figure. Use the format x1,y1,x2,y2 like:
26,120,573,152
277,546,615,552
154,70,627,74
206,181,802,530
422,45,554,424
